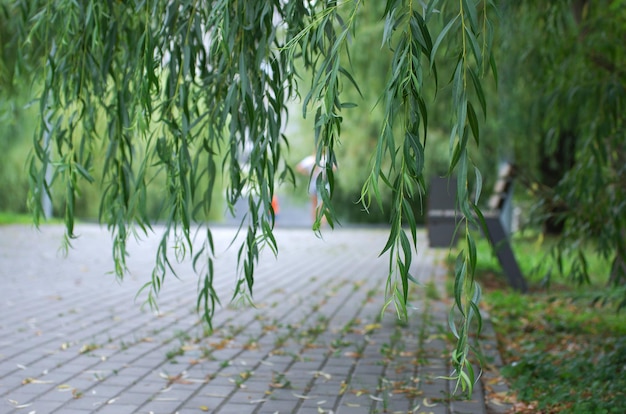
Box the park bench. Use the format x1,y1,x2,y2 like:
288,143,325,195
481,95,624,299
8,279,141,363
426,164,528,292
426,176,461,248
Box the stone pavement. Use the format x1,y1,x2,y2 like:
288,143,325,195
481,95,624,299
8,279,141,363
0,224,510,414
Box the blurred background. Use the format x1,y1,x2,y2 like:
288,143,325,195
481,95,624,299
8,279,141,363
0,1,623,238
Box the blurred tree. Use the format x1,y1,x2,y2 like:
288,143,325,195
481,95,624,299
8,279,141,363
0,94,34,213
0,2,40,213
494,0,626,292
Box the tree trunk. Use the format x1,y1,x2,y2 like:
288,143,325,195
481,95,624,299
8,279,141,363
539,129,577,235
609,249,626,286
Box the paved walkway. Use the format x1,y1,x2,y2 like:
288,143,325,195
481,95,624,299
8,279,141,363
0,224,510,414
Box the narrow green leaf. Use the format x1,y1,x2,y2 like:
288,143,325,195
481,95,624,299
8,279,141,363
467,231,476,275
461,0,479,32
471,203,489,239
474,166,483,205
430,15,459,68
338,66,363,98
402,198,418,245
448,307,460,339
468,68,487,117
380,226,398,256
454,253,466,315
463,24,482,67
489,53,498,85
461,365,474,397
467,101,479,146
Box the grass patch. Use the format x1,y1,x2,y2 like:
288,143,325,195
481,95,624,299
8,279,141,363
463,231,626,412
446,234,626,413
0,212,36,225
468,232,610,288
0,212,64,226
485,291,626,413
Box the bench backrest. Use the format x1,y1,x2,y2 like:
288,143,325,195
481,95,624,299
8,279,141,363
428,177,457,211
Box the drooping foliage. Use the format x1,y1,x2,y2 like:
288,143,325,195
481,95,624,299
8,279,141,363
5,0,497,395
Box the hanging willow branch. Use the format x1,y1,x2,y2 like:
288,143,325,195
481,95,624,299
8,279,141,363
14,0,496,396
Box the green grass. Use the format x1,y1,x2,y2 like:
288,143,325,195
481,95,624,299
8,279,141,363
0,212,36,225
470,231,626,413
0,212,65,226
486,291,626,413
471,230,613,288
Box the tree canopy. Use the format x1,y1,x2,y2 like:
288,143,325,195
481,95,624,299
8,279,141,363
5,0,625,397
493,1,626,294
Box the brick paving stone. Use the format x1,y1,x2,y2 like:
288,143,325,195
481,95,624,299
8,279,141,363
0,224,512,414
199,385,235,398
264,388,297,401
37,389,78,403
331,406,364,414
181,395,224,409
451,399,487,414
39,396,97,411
215,403,259,414
253,399,297,413
418,404,449,414
228,391,265,405
55,410,95,414
95,404,138,414
296,407,330,414
136,399,183,413
7,399,65,413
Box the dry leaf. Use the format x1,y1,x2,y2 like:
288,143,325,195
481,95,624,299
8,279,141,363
423,398,438,407
8,400,32,409
22,377,52,384
311,371,332,381
79,344,99,354
363,323,381,333
292,393,310,399
343,352,362,358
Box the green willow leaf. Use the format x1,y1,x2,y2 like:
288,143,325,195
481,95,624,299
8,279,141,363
461,0,480,33
454,252,466,316
467,101,479,146
430,14,459,67
466,231,477,275
468,67,487,116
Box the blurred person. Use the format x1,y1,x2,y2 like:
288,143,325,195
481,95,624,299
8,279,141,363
296,153,335,223
270,194,280,221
